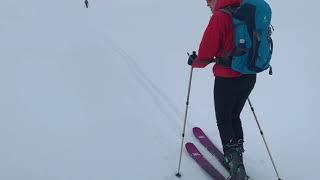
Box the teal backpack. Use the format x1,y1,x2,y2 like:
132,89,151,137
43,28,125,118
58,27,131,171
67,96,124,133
217,0,273,75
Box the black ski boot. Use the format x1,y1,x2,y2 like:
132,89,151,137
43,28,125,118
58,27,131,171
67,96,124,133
235,139,249,180
223,139,249,180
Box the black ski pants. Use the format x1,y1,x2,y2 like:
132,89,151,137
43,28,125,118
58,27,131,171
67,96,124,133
214,74,256,150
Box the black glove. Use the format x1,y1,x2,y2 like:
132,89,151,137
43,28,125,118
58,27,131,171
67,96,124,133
187,51,197,66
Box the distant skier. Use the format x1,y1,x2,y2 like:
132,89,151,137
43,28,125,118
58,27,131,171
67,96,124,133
187,0,256,179
84,0,89,8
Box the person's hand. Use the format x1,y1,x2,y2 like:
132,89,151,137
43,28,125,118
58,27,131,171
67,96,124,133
187,51,197,66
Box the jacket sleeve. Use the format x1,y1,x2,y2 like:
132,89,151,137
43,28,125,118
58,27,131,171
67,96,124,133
192,14,223,68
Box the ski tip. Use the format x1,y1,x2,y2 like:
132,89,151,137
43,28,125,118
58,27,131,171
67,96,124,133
193,127,201,132
185,142,194,148
185,142,198,151
193,127,204,135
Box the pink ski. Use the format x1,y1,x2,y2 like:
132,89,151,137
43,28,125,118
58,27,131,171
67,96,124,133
185,142,226,180
193,127,228,170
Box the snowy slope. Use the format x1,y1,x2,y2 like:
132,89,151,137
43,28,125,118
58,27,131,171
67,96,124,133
1,0,320,179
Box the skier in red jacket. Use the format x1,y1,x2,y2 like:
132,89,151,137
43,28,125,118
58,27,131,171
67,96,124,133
188,0,255,178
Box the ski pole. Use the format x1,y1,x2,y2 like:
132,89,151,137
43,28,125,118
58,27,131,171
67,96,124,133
248,98,282,180
176,63,194,177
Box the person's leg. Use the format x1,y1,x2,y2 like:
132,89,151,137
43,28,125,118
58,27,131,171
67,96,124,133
214,77,238,148
215,75,255,180
232,74,256,142
227,74,256,179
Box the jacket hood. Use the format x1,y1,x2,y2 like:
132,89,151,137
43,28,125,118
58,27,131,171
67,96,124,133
214,0,240,11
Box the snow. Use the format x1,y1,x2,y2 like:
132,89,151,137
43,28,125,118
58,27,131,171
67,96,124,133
1,0,320,179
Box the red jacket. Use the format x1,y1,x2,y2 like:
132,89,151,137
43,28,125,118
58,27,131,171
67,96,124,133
192,0,242,78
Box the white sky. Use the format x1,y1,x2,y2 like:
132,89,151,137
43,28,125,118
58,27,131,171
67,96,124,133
1,0,320,179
